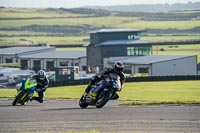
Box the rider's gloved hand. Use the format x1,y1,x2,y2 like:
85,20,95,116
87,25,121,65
35,88,41,92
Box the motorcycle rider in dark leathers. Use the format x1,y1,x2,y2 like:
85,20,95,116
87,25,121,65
31,70,49,103
85,61,125,100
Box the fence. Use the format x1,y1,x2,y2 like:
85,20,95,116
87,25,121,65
48,75,200,87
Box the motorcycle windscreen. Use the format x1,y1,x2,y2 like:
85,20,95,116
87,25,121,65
109,73,121,89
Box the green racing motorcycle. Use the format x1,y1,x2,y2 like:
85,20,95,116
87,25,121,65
12,77,37,106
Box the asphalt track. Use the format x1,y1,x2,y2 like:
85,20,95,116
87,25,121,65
0,99,200,133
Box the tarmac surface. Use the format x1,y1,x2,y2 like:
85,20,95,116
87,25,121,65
0,99,200,133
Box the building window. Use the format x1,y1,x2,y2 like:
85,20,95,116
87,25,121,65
127,47,135,55
60,62,68,66
75,67,79,74
82,66,87,71
5,58,12,63
21,59,28,70
59,69,71,75
142,47,151,55
127,46,151,56
139,67,149,73
91,34,99,44
46,61,54,71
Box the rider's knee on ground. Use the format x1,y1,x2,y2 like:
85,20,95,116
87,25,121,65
38,98,44,103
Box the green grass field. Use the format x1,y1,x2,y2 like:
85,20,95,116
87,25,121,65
0,8,200,46
152,44,200,62
116,20,200,29
1,81,200,105
0,16,136,28
0,36,88,45
0,10,85,19
142,35,200,42
120,81,200,105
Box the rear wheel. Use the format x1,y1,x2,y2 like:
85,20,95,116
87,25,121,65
79,93,89,108
96,90,111,108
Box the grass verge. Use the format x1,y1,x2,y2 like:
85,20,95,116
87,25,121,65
0,80,200,105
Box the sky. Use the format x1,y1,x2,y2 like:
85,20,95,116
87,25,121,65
0,0,200,8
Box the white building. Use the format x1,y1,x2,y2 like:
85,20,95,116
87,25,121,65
0,46,55,64
107,55,197,76
18,50,86,72
0,47,86,73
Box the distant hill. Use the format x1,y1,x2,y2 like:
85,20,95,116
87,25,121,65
0,7,199,46
86,2,200,12
44,8,111,17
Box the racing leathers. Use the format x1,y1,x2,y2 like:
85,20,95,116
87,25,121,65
31,75,49,103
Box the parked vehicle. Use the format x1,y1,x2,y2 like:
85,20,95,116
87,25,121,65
79,73,121,108
8,74,31,85
12,77,37,106
0,67,20,82
0,84,6,88
8,69,35,85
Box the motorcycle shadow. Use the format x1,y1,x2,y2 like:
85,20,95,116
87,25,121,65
0,104,39,107
0,104,13,107
43,107,97,111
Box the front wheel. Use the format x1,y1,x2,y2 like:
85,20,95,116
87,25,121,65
79,93,89,108
12,91,24,106
96,90,111,108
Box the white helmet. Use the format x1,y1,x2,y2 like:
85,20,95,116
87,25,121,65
37,70,46,80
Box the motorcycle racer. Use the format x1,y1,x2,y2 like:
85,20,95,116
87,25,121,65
31,70,49,103
85,61,126,100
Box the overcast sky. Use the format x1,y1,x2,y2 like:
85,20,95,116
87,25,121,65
0,0,200,8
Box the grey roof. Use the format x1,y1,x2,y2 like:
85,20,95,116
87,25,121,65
108,55,196,65
19,50,86,59
0,46,55,55
98,40,152,46
88,28,145,34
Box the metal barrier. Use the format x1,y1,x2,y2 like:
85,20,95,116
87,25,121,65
48,75,200,87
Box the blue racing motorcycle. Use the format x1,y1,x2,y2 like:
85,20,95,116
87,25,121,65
79,73,122,108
